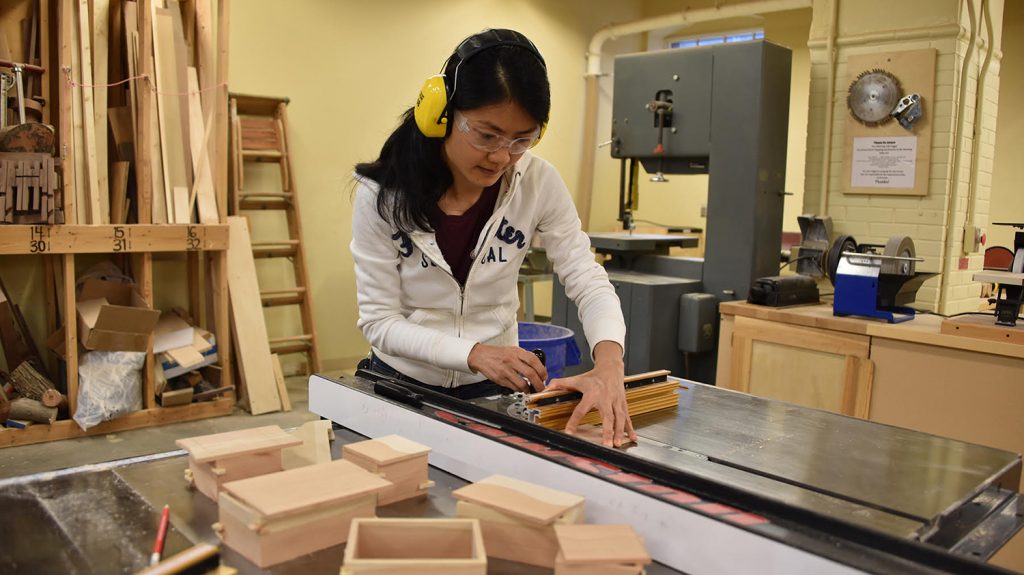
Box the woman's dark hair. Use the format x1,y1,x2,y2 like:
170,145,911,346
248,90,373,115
355,32,551,232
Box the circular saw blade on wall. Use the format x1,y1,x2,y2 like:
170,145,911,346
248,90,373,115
847,68,903,127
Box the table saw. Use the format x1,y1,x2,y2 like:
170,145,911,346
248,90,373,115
2,370,1020,574
309,369,1024,574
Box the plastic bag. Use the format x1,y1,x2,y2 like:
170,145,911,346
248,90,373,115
74,351,146,431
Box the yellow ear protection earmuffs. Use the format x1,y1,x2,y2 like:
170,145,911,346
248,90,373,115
414,29,547,145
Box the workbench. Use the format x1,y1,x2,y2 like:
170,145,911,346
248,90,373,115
716,300,1024,497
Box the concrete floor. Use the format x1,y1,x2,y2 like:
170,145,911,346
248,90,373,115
0,373,327,481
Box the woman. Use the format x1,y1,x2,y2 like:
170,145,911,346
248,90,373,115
351,29,635,447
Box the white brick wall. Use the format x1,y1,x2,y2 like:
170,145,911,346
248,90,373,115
805,0,1002,314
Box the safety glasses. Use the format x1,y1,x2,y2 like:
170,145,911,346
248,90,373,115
455,113,539,155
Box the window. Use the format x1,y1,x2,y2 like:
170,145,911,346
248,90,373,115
669,30,764,50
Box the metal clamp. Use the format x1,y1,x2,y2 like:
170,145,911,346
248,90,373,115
506,392,540,423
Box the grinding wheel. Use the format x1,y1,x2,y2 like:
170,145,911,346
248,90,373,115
827,235,858,285
881,236,915,276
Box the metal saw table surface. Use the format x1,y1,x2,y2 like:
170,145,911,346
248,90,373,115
592,382,1020,539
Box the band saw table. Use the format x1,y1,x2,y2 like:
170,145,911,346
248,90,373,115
310,370,1024,575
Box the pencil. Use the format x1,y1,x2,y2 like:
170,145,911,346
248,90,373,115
150,504,170,566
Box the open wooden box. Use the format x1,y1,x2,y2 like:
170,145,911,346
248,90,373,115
554,524,651,575
341,518,486,575
214,458,391,568
176,425,301,501
342,434,434,505
453,474,585,568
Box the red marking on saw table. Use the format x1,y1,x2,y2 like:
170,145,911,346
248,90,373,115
607,472,654,484
636,483,677,495
691,502,740,515
664,491,702,505
724,512,770,526
465,422,509,438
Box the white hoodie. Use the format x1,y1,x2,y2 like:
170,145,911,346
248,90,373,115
351,151,625,388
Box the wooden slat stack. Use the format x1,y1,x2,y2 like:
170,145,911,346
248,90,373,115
60,0,221,225
524,370,679,430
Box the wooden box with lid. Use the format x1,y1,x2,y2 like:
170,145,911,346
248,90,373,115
452,474,585,568
213,458,391,568
554,524,651,575
176,425,301,501
340,518,487,575
342,434,434,505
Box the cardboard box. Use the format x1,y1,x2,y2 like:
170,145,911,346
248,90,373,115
341,518,486,575
342,434,434,505
216,459,391,568
453,475,585,568
76,279,160,351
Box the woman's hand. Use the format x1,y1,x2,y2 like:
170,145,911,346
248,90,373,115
545,341,636,447
468,343,547,393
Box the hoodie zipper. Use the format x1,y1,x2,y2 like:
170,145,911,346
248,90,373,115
450,170,523,387
421,170,523,388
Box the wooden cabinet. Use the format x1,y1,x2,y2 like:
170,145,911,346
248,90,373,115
723,315,873,418
717,302,1024,492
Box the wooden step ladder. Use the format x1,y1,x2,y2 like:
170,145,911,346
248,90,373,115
229,93,320,374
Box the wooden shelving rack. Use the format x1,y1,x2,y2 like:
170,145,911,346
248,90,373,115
0,0,235,448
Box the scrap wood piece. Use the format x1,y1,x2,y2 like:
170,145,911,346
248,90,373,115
9,397,57,424
76,0,104,223
186,67,218,224
152,7,188,221
41,388,68,410
270,354,290,412
9,361,56,401
92,0,111,210
227,216,282,415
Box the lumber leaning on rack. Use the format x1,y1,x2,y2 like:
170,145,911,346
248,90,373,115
525,370,679,430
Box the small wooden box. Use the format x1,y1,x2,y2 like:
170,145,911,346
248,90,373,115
341,518,487,575
176,425,301,501
342,434,434,505
554,524,651,575
215,458,391,568
453,474,585,568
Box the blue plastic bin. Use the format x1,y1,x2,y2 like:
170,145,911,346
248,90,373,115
518,322,581,381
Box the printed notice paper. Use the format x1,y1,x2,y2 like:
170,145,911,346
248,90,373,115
851,136,917,188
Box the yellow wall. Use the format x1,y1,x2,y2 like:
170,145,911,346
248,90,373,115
990,0,1024,250
229,0,645,371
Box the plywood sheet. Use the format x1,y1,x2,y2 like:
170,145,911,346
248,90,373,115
452,475,583,526
222,458,390,520
227,216,281,414
176,424,299,463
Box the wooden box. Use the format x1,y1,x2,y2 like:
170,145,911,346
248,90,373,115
342,434,434,505
341,518,486,575
215,458,391,568
453,474,585,568
176,425,302,501
554,524,651,575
